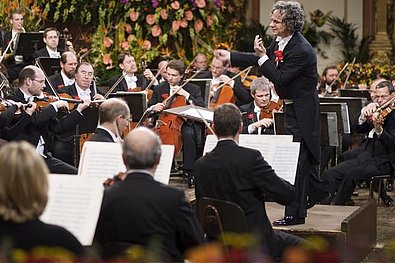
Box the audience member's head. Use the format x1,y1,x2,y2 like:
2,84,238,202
122,127,162,172
213,103,242,138
0,141,48,223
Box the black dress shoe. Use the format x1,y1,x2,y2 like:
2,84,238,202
381,195,393,207
307,191,331,209
272,216,305,226
386,180,394,192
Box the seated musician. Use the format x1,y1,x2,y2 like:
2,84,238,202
46,51,77,93
191,52,209,72
90,98,131,143
104,52,148,93
321,80,395,206
53,62,105,165
6,65,90,174
148,60,204,188
317,66,340,97
239,76,281,135
143,59,168,86
32,27,63,60
196,57,252,106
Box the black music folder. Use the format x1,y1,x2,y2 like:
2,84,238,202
109,91,147,122
14,32,45,62
36,57,61,77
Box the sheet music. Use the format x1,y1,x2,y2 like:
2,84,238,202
78,141,173,184
180,108,214,122
203,134,298,184
40,175,104,246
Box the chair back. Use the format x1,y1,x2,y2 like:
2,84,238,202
197,197,248,241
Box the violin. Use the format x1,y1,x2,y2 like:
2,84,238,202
103,172,127,187
259,100,283,119
33,92,83,111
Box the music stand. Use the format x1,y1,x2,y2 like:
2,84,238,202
14,32,45,63
189,79,211,107
164,105,214,123
320,102,350,134
109,91,147,122
36,57,61,77
338,89,371,101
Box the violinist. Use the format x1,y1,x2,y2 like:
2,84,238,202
240,77,281,135
148,60,204,188
103,52,148,93
191,52,209,72
90,98,131,143
143,59,168,86
6,65,90,174
32,27,62,60
317,66,340,97
54,62,105,165
321,80,395,206
46,51,77,94
196,57,252,106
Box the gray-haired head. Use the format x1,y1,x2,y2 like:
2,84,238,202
272,1,305,33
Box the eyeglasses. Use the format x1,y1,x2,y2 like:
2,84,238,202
121,115,133,122
78,71,94,77
32,78,45,84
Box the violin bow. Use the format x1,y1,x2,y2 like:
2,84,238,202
241,66,253,82
143,67,163,92
0,33,18,64
215,66,253,91
342,57,356,89
192,33,213,52
103,74,125,99
189,100,215,135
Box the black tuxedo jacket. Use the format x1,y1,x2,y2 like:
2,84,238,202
231,32,320,163
47,72,66,94
94,172,204,261
148,81,204,107
59,83,102,100
6,89,84,152
0,105,31,140
32,48,63,60
239,101,274,134
196,70,252,106
104,74,147,92
2,31,11,51
90,128,114,142
195,140,295,255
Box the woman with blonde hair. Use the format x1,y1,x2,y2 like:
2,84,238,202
0,141,83,259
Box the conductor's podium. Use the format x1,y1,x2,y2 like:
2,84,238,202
268,200,377,263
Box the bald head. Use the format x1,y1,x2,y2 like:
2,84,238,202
122,127,161,170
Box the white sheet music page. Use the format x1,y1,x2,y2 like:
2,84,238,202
180,108,214,122
203,134,298,184
78,141,126,179
153,144,174,185
40,174,104,246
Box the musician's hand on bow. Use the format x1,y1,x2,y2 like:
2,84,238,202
143,69,155,81
255,118,274,128
171,85,190,99
254,35,266,57
152,102,165,112
361,102,379,118
51,100,69,110
213,49,230,61
77,99,91,112
25,102,36,115
93,94,105,100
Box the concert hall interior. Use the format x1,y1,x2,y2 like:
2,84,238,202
0,0,395,262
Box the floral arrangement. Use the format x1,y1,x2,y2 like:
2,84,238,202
338,63,395,87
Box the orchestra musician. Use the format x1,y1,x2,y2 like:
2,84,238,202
143,59,169,86
90,98,131,143
103,52,148,93
148,60,204,188
191,52,209,72
46,51,77,93
317,65,340,97
196,56,252,106
6,65,90,174
53,62,105,165
32,27,63,60
239,76,282,135
321,80,395,206
215,1,324,226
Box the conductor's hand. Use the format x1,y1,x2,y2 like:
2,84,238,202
213,49,230,61
254,35,266,57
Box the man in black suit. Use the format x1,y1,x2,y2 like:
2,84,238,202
322,81,395,205
90,98,131,142
104,52,147,93
46,51,77,94
53,62,105,165
148,60,205,188
32,27,62,60
6,65,90,174
197,57,252,106
239,76,281,135
94,127,204,261
195,103,302,260
215,1,324,225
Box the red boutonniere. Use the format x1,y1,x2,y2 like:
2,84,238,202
73,95,80,100
274,50,284,62
247,113,255,120
161,93,169,99
57,84,64,90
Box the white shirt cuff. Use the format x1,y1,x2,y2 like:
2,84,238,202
248,124,256,134
258,55,269,67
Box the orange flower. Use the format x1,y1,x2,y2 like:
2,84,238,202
151,25,162,37
120,41,130,50
184,10,193,21
180,18,188,28
194,19,203,32
103,53,112,65
129,10,139,22
124,23,132,33
103,37,113,48
171,1,180,10
172,20,180,32
142,40,152,50
206,15,214,27
146,14,155,25
196,0,206,8
160,9,168,20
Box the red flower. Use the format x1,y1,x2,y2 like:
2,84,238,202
57,84,64,89
161,93,169,99
274,50,284,62
73,95,80,100
247,113,254,120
